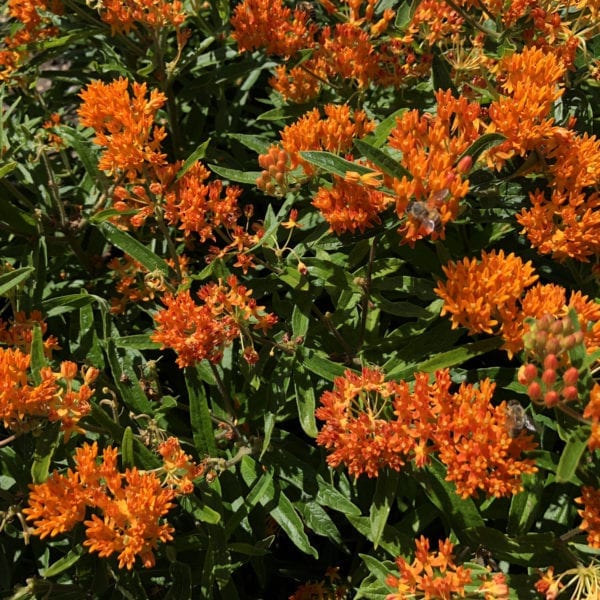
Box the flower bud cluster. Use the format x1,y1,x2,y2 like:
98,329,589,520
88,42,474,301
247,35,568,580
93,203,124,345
518,314,585,407
256,146,291,195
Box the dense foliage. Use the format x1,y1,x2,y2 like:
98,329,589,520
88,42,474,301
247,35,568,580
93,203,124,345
1,0,600,598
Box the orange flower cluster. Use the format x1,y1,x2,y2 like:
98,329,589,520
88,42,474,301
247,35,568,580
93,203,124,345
487,47,565,163
435,250,600,357
1,0,63,80
96,0,187,36
312,176,392,235
257,103,375,193
24,439,200,569
79,79,258,263
0,349,98,440
151,276,277,368
107,254,188,314
289,567,347,600
0,310,60,357
387,89,481,245
386,536,509,600
232,0,428,102
584,384,600,452
576,486,600,549
316,367,537,497
78,78,168,180
480,46,600,262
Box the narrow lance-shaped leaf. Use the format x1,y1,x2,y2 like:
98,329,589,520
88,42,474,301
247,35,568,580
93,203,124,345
299,150,375,179
354,139,412,181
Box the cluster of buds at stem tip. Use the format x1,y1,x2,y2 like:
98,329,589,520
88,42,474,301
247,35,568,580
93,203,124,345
256,146,291,196
518,313,585,407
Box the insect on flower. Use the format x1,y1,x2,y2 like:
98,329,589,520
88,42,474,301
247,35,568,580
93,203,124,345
296,1,317,21
505,399,537,438
406,200,442,234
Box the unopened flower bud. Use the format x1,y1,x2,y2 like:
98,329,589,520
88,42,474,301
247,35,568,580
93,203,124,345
561,385,578,402
562,367,579,386
545,339,561,355
456,155,473,174
544,390,560,407
528,381,542,401
542,368,557,386
297,261,308,276
543,354,559,371
518,363,538,385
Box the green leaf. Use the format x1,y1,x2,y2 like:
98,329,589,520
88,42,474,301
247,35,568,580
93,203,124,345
315,475,361,516
412,336,504,374
42,547,83,577
416,460,485,532
208,164,262,184
185,366,218,456
112,334,162,350
296,501,344,546
271,491,318,558
0,161,17,178
29,323,46,386
224,470,274,539
177,139,211,180
556,427,588,483
57,125,105,186
0,194,36,234
293,369,318,438
507,472,544,535
360,554,393,583
31,423,60,484
43,293,108,317
299,150,374,179
432,52,458,94
225,133,271,154
370,470,401,548
354,139,412,180
0,266,34,297
458,132,506,166
299,347,347,381
164,563,192,600
94,222,172,277
121,426,134,469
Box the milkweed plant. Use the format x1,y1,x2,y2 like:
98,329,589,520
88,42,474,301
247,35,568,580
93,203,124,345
1,0,600,598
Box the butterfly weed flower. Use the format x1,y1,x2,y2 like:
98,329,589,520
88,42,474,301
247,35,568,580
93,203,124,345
576,487,600,550
386,536,473,600
96,0,187,36
433,378,538,498
78,78,168,180
24,441,181,570
0,310,60,357
151,276,277,368
387,90,482,245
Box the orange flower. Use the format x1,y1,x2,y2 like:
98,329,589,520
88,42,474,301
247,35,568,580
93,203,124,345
316,368,449,477
151,276,277,368
388,90,482,244
97,0,187,35
584,384,600,452
435,249,538,340
164,162,243,241
157,437,205,495
434,380,538,498
486,47,565,166
25,442,178,570
78,78,168,179
576,486,600,549
312,177,392,234
231,0,316,57
386,536,473,600
0,348,95,439
276,104,376,176
316,367,419,478
0,310,60,357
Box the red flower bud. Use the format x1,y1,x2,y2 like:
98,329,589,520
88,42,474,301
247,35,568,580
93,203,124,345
543,354,559,371
562,367,579,386
561,386,578,402
544,390,560,407
542,368,557,386
528,381,542,401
